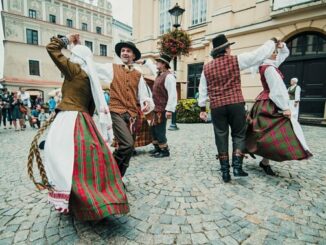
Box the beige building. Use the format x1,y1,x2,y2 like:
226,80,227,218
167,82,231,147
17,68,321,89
1,0,114,102
133,0,326,119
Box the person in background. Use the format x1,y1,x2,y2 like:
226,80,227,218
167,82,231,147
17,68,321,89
1,88,13,129
288,77,301,120
18,87,31,128
38,107,48,127
11,92,24,131
48,96,57,114
30,105,41,129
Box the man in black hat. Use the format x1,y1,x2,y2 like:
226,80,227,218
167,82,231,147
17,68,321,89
95,41,154,177
137,54,177,158
198,34,278,183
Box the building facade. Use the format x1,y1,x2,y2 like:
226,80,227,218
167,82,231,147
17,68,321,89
112,18,133,62
1,0,114,101
133,0,326,119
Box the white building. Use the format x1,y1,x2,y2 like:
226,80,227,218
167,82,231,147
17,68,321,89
0,0,114,101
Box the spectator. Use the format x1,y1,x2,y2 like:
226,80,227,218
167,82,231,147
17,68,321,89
38,108,48,127
30,105,41,129
48,96,57,114
35,95,44,107
18,87,31,128
1,88,13,129
11,92,24,131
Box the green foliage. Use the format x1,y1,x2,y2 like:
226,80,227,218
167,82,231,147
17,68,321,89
176,99,202,123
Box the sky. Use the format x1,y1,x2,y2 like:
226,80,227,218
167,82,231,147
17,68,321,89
109,0,133,26
86,0,133,26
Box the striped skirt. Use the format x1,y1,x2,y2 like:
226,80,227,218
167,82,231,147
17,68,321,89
246,99,311,162
68,112,129,220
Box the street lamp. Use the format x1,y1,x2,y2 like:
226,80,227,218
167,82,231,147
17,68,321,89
168,3,185,131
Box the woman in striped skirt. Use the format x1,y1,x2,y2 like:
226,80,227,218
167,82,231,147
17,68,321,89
246,41,312,175
35,34,128,220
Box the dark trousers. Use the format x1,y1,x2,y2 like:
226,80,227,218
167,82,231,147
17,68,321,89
111,112,135,176
151,112,167,146
2,108,12,127
211,103,246,154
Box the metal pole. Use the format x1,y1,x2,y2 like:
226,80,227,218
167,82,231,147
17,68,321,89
168,56,179,130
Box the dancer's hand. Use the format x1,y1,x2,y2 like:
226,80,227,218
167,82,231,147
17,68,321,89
200,112,208,122
294,102,299,107
283,109,291,118
277,41,284,49
66,33,80,45
166,111,172,119
142,101,150,113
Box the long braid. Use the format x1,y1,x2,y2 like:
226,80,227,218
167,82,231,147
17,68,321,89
27,113,56,190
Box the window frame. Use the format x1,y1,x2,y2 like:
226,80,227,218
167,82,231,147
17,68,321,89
159,0,171,35
190,0,207,27
49,14,56,24
29,9,37,19
26,29,38,45
85,41,93,51
66,19,73,28
29,60,40,76
100,44,107,56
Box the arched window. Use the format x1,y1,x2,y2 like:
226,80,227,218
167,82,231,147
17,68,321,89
286,32,326,57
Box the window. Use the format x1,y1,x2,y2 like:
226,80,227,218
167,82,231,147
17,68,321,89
287,32,326,56
82,23,87,31
29,60,40,76
66,19,73,28
187,63,203,98
49,15,56,23
191,0,207,26
96,26,102,34
159,0,171,34
29,9,36,18
100,44,107,56
26,29,38,45
85,41,93,51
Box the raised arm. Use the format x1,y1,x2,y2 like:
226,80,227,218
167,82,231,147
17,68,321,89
198,71,208,109
274,42,290,67
46,35,80,79
265,66,290,111
94,62,114,84
164,74,177,112
238,39,276,71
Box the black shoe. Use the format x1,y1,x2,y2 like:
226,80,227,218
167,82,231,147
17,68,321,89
149,145,160,156
218,154,231,183
232,152,249,177
259,161,276,176
154,147,170,158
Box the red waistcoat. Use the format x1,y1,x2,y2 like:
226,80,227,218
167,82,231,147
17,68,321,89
256,65,284,101
203,55,244,108
153,71,170,112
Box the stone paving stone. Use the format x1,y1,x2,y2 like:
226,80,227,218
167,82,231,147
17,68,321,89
191,233,208,244
1,125,326,244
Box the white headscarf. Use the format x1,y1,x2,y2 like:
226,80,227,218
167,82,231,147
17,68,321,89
70,45,114,144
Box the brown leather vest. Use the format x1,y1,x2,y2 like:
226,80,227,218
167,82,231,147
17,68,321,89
109,64,141,117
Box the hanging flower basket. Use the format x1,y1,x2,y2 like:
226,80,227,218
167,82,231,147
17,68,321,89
157,29,191,57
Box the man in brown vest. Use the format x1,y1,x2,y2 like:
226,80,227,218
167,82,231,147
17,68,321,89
95,41,154,177
138,54,177,158
198,34,277,183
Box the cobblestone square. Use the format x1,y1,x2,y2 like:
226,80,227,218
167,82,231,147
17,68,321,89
0,123,325,244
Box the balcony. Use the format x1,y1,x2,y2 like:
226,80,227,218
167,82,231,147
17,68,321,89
271,0,326,17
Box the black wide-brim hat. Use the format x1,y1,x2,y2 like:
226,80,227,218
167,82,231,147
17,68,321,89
211,34,235,53
115,41,141,61
155,54,172,69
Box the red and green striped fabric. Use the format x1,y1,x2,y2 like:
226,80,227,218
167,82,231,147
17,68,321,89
69,112,129,221
246,99,310,162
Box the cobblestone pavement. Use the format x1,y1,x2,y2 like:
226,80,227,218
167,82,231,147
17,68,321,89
0,123,326,245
